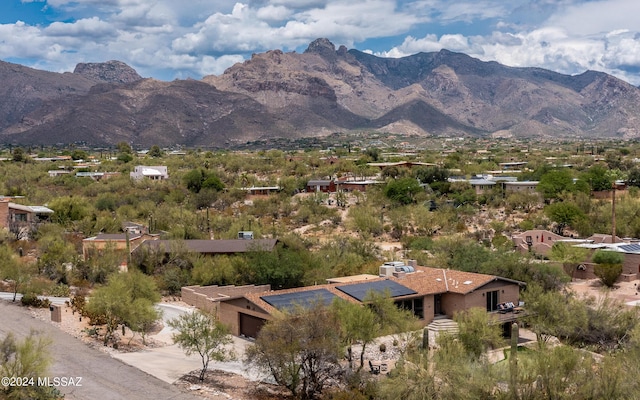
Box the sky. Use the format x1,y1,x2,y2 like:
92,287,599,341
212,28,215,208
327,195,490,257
1,0,640,85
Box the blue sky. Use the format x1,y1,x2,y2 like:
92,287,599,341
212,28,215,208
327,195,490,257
1,0,640,85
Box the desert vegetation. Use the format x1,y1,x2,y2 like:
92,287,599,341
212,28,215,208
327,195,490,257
3,137,640,398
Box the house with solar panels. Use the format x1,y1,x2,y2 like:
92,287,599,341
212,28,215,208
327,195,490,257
570,241,640,282
196,261,525,339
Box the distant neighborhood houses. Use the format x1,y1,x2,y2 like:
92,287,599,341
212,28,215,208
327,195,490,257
81,224,278,269
243,186,281,196
511,230,640,282
305,178,383,193
449,175,539,195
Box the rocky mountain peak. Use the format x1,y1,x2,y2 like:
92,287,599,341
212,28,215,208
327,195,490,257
304,38,337,59
73,60,142,84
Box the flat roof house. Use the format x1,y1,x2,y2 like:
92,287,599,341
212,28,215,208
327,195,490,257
504,181,539,193
0,200,54,237
130,166,169,180
82,233,158,270
306,179,337,193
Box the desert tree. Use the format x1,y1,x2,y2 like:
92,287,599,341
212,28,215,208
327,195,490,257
537,169,575,200
453,307,504,359
549,242,590,278
148,145,163,157
383,177,423,205
86,270,161,346
168,310,235,381
591,249,624,288
522,284,587,345
378,328,495,400
0,331,63,399
331,299,378,371
544,201,585,236
0,245,34,302
245,301,343,400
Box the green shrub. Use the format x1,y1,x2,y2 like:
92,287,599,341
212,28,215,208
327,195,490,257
592,250,624,287
594,263,623,287
48,283,71,297
21,293,51,308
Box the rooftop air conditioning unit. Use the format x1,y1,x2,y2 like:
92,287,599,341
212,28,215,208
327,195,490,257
379,265,395,277
238,231,254,240
384,261,404,267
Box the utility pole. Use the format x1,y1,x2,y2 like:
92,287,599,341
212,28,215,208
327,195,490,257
612,181,617,243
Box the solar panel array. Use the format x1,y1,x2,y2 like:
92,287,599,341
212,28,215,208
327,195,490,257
336,280,417,302
619,244,640,253
260,288,337,311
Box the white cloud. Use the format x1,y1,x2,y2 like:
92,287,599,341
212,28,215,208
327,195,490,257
171,1,424,54
256,5,293,22
436,1,507,23
545,0,640,35
1,0,639,85
44,17,115,38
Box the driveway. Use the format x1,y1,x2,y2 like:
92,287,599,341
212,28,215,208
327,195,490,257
0,301,201,400
113,303,267,384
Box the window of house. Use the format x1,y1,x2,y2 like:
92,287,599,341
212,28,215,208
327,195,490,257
486,290,499,311
395,298,424,319
13,213,27,222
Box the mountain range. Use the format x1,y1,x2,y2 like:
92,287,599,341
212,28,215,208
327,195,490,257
1,38,639,147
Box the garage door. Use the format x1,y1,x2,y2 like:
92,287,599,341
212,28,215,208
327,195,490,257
239,313,266,339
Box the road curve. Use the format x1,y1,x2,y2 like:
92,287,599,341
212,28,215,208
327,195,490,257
0,301,202,400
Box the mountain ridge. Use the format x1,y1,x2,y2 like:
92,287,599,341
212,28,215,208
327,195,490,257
1,39,639,147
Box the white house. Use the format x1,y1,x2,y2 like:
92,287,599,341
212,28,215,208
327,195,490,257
130,166,169,180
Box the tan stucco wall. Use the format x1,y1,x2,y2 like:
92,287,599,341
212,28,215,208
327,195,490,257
0,201,8,229
421,294,435,324
218,298,271,336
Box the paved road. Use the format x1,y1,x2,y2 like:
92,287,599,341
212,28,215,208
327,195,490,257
0,301,202,400
0,291,69,305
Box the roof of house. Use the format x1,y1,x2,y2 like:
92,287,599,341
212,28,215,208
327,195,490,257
367,161,437,168
141,168,165,176
468,179,497,186
84,233,143,241
338,180,382,186
504,181,539,185
237,266,524,314
587,233,623,244
138,239,278,254
9,203,54,214
307,180,333,186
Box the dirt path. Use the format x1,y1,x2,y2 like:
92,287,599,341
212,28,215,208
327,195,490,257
0,301,202,400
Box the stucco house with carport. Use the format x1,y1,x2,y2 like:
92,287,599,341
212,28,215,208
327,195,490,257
202,264,525,339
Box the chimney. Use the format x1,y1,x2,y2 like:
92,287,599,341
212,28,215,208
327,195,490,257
392,271,406,279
